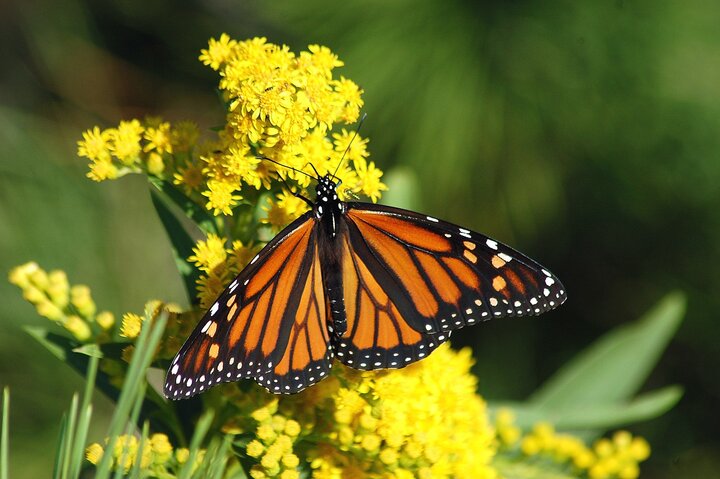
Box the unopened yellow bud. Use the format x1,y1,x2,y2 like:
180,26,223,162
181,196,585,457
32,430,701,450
281,453,299,468
629,437,650,461
379,448,398,465
66,315,92,341
284,419,301,437
29,268,49,289
96,311,115,330
146,152,165,176
36,301,64,322
360,434,381,452
246,440,265,458
280,470,299,479
23,286,46,304
175,448,190,463
71,285,96,318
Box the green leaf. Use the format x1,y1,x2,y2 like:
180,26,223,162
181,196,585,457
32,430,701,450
493,384,683,431
528,292,685,409
148,177,217,234
493,456,580,479
1,388,8,479
149,187,202,305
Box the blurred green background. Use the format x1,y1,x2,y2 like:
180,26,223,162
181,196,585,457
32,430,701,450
1,0,719,477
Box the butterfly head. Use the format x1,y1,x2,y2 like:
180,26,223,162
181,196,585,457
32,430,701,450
314,174,345,231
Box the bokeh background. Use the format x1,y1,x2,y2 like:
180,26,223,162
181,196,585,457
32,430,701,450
1,0,719,477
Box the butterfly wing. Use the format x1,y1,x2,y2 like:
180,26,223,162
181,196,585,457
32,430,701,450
332,202,566,369
164,213,333,398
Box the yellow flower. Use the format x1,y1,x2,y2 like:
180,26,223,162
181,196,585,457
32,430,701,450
120,313,143,339
77,126,112,161
200,33,239,70
171,120,200,152
353,157,387,203
173,163,204,193
110,119,143,165
86,443,104,464
86,158,118,181
262,191,309,232
188,234,228,273
144,122,173,154
203,180,242,216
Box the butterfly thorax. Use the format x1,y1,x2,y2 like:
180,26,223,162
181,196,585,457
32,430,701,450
314,175,348,337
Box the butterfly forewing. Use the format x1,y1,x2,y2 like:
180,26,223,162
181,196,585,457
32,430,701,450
164,212,333,398
342,203,567,335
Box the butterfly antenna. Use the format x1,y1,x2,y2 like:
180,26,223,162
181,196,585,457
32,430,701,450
332,112,367,179
258,157,314,207
258,156,316,181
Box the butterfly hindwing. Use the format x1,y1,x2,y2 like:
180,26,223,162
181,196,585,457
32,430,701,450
341,203,567,336
331,222,451,370
164,213,333,398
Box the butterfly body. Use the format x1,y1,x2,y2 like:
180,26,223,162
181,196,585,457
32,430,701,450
165,174,566,399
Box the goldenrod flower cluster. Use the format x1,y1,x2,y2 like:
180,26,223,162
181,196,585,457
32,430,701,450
85,433,201,477
187,234,261,309
77,36,386,221
495,410,651,479
271,344,497,479
77,119,199,182
8,262,112,342
243,403,303,479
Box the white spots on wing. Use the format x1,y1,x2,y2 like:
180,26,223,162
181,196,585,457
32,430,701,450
199,375,206,382
427,216,439,222
217,361,224,372
530,297,538,305
490,297,499,307
425,324,433,331
498,252,513,262
175,375,181,384
244,279,250,286
542,269,552,277
545,277,555,286
210,302,219,316
229,357,234,365
514,301,522,307
474,299,483,306
486,239,498,250
318,205,324,215
544,288,551,297
444,233,452,238
250,254,259,265
186,378,193,387
171,364,179,374
465,308,473,315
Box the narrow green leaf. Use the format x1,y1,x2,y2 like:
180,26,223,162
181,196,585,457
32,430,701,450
1,388,9,479
529,292,685,409
177,410,215,479
95,312,168,478
59,394,79,479
494,385,683,431
52,413,68,479
150,187,202,304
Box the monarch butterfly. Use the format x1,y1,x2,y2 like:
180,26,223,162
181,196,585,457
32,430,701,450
164,172,566,399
